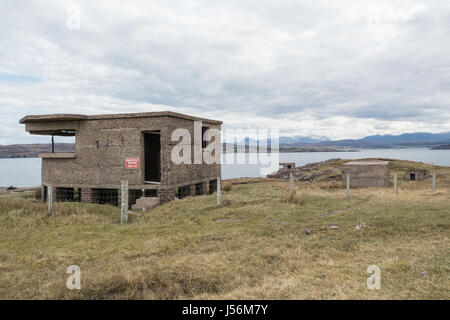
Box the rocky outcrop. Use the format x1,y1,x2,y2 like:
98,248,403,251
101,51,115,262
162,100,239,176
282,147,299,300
267,158,341,182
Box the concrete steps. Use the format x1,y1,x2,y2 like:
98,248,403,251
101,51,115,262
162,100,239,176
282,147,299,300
132,197,160,210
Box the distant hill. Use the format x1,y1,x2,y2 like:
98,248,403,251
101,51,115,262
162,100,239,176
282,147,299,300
235,132,450,149
238,135,330,146
0,143,75,158
362,132,450,144
279,135,330,145
431,144,450,150
313,132,450,149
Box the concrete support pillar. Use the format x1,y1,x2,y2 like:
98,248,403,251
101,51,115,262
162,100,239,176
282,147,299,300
200,181,208,195
158,189,176,204
190,185,196,197
41,185,46,202
81,188,94,203
53,187,63,202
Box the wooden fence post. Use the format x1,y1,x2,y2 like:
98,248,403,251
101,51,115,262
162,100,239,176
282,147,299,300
121,180,129,224
346,174,350,198
394,173,398,194
289,172,294,193
432,172,436,192
217,178,221,206
48,184,53,214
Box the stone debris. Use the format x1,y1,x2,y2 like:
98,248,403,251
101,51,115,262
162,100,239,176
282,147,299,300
267,158,341,182
327,224,340,229
131,197,160,210
305,229,311,235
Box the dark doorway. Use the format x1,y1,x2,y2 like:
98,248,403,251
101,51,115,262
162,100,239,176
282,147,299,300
410,173,416,181
144,132,161,182
208,180,217,194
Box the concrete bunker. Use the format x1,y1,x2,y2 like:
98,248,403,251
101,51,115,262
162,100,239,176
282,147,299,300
341,160,390,187
20,111,222,208
280,162,295,170
404,170,430,181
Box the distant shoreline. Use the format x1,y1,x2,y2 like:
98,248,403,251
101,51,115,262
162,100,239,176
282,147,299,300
0,149,361,159
431,144,450,150
2,144,449,159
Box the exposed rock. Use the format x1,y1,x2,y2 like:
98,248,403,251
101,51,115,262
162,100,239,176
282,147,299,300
301,174,314,181
267,158,341,182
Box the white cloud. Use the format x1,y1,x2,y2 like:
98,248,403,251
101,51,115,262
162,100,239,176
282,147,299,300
0,0,449,144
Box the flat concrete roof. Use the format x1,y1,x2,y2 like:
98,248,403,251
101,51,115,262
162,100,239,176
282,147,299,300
20,111,222,125
343,161,390,166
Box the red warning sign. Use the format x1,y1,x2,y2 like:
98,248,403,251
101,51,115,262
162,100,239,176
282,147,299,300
125,157,140,169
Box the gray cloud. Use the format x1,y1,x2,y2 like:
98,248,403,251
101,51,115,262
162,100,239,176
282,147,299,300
1,0,450,144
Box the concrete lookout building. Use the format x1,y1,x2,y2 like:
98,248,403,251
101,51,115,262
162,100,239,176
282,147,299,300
20,111,222,207
405,170,430,181
341,160,390,187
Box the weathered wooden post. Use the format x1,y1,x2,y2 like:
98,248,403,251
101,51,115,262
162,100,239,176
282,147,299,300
432,172,436,192
120,180,129,224
47,185,53,214
217,178,221,206
394,173,398,194
289,172,294,193
346,174,350,198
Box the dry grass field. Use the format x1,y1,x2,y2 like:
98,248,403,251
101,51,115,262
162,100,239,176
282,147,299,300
0,159,449,299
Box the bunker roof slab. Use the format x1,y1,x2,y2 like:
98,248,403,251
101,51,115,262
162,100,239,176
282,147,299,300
20,111,222,125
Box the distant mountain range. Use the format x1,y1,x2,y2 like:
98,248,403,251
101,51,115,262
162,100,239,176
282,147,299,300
279,135,330,144
314,132,450,148
361,132,450,144
234,131,450,149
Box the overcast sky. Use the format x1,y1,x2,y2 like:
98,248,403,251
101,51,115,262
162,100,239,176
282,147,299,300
1,0,450,144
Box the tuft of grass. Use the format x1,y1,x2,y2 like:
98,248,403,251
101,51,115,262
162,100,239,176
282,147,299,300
285,191,305,205
222,182,233,192
35,188,42,200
